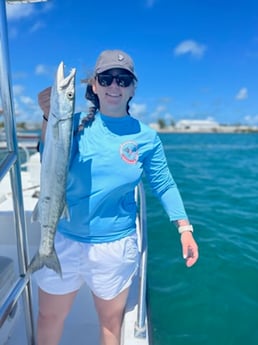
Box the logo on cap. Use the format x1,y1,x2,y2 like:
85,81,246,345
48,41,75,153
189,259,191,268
117,54,124,61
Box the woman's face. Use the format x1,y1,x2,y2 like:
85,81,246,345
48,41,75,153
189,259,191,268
92,68,136,117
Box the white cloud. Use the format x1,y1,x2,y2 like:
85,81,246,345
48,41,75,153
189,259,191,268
35,64,49,75
155,105,166,113
13,84,24,96
13,94,41,121
20,95,34,105
150,105,165,119
6,2,52,38
130,103,147,119
174,40,207,58
29,21,45,33
164,112,174,123
6,3,36,20
6,2,53,22
149,104,171,123
244,114,258,125
235,87,248,100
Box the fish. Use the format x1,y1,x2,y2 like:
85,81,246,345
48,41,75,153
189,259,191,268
28,61,76,277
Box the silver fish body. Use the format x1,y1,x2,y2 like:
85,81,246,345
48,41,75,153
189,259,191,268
29,61,76,277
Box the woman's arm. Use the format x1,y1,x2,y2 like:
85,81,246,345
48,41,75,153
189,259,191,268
144,133,199,267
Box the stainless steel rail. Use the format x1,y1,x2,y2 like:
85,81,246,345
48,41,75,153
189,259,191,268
0,0,39,343
134,181,148,338
0,274,30,328
0,151,16,181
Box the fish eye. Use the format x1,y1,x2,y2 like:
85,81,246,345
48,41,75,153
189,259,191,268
67,91,74,99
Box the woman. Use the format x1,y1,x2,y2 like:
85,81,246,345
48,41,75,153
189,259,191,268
36,49,199,345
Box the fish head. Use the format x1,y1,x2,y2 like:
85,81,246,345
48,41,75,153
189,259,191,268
50,61,76,121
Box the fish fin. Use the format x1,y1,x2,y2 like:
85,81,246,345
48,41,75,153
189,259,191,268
31,201,39,222
28,249,62,278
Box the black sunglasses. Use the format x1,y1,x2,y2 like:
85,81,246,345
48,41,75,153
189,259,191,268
97,73,134,87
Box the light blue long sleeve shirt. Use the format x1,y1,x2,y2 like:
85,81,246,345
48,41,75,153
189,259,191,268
44,111,188,243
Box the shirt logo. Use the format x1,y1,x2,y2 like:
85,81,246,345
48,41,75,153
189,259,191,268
120,141,138,164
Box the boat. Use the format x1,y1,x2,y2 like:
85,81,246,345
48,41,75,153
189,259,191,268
0,1,151,344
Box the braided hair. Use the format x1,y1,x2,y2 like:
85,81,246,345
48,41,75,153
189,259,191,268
77,78,98,132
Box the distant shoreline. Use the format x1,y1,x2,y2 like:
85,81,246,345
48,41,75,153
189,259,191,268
152,125,258,134
156,129,258,134
1,122,258,134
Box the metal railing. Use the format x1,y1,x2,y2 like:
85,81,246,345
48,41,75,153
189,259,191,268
0,0,46,343
134,181,148,338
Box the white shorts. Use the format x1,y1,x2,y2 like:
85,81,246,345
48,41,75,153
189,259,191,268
34,232,140,300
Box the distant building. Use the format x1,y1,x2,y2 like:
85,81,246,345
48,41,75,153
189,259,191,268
149,123,160,131
175,119,220,132
149,119,258,133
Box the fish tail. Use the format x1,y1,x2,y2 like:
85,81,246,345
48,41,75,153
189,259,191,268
28,250,62,278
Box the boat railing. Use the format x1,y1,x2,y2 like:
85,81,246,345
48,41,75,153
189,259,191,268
0,0,41,343
134,181,148,339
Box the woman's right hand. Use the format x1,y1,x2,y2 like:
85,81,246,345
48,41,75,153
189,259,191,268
38,86,51,118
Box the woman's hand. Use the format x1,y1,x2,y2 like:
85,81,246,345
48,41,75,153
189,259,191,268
180,231,199,267
38,86,51,118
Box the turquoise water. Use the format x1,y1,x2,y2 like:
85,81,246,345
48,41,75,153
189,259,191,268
145,133,258,345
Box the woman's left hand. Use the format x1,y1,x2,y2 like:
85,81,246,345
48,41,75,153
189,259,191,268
180,231,199,267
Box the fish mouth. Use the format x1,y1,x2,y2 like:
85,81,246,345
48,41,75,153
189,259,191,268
57,61,76,90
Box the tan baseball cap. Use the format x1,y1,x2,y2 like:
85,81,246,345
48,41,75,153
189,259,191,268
94,49,137,80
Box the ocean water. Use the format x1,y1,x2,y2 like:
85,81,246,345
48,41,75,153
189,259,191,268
145,133,258,345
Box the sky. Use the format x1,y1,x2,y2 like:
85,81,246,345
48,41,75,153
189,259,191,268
1,0,258,126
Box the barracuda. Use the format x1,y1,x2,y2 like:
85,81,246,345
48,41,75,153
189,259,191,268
28,61,76,277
